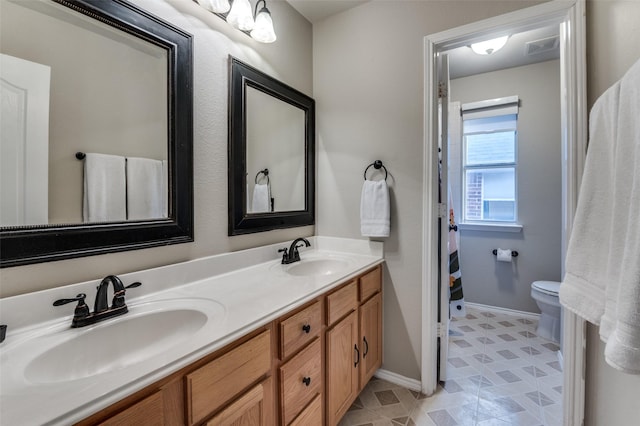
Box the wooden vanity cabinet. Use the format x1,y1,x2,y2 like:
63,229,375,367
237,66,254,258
326,266,383,425
77,264,383,426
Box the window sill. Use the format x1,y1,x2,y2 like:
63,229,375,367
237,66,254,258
458,223,523,233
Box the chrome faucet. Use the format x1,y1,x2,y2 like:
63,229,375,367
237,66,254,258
54,275,141,328
278,237,311,264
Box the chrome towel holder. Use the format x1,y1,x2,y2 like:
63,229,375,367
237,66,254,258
364,160,388,181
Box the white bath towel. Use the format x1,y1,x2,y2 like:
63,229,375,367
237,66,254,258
360,179,390,237
560,58,640,374
251,183,270,213
82,153,126,222
126,157,166,220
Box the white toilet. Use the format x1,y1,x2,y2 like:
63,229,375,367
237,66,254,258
531,280,561,343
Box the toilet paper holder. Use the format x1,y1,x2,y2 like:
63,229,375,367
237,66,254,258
492,249,519,257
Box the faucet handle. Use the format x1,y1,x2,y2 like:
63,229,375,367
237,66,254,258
53,293,87,307
112,282,142,309
53,293,90,321
279,247,292,264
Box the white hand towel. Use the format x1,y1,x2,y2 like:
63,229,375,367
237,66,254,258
560,58,640,374
82,153,126,223
126,157,166,220
360,179,390,237
251,183,270,213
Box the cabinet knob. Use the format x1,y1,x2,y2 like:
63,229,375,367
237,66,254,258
302,376,311,386
302,324,311,333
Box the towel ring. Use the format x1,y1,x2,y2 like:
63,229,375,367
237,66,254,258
364,160,388,181
255,168,270,184
75,152,86,160
492,249,519,257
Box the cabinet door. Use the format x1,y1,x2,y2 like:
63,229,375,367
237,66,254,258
98,391,164,426
359,293,382,387
206,377,273,426
186,330,271,425
326,311,359,425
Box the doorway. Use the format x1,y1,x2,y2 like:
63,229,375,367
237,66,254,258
421,1,587,425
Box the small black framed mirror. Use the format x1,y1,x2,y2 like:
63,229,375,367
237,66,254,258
228,56,315,235
0,0,193,267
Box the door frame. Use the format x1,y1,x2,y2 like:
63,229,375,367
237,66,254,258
421,1,587,425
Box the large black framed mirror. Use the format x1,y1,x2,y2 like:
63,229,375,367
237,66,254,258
228,56,315,235
0,0,193,267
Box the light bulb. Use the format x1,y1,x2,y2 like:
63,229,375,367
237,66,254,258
251,7,276,43
470,36,509,55
209,0,230,13
226,0,254,31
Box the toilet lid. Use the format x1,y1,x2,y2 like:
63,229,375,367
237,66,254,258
532,280,560,296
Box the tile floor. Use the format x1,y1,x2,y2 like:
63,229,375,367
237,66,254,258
338,305,563,426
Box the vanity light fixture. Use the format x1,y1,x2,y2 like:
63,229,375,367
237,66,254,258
196,0,276,43
251,0,277,43
470,36,509,55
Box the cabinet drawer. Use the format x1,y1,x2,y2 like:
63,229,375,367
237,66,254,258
279,338,321,425
98,391,164,426
359,266,381,302
289,394,322,426
206,377,273,426
186,330,271,425
327,280,357,326
280,301,321,359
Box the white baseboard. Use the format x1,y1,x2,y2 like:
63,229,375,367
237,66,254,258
465,302,540,321
374,369,422,392
557,350,564,370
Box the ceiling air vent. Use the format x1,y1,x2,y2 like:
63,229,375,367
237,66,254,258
525,35,560,56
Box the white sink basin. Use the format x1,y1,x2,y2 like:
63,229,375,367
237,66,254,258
283,257,351,277
10,298,224,384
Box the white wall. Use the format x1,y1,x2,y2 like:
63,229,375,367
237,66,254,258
584,0,640,423
449,60,562,313
0,0,314,297
313,0,543,381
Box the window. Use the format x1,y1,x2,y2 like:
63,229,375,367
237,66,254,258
462,98,518,223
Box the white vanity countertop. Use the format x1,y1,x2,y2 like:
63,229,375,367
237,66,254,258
0,237,383,425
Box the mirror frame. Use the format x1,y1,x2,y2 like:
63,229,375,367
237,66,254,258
228,56,315,235
0,0,194,268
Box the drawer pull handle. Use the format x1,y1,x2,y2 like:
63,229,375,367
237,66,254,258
363,336,369,358
354,344,360,368
302,324,311,333
302,376,311,386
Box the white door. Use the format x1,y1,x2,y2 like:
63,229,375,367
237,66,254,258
437,54,450,381
0,53,50,226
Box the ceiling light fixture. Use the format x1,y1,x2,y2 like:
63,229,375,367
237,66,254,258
196,0,277,43
470,36,509,55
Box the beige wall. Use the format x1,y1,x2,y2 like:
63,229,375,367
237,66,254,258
584,0,640,423
313,0,543,381
450,60,562,314
0,0,313,297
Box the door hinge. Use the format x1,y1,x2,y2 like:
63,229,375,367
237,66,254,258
438,203,447,218
436,322,447,339
438,82,448,98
